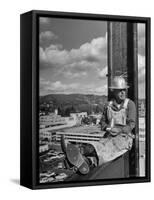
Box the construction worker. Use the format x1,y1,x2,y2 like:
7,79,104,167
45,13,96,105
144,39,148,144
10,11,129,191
98,76,136,164
101,76,136,136
62,76,136,175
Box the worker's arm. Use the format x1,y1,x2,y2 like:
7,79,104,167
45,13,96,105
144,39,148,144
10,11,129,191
122,99,136,133
100,104,109,131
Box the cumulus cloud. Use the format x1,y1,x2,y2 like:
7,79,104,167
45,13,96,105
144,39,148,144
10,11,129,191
40,45,69,65
40,36,107,65
69,36,107,62
40,35,107,78
97,66,107,79
40,31,58,48
40,31,58,42
40,47,47,62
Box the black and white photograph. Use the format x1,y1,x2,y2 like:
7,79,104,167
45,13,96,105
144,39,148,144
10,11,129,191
38,13,150,185
1,0,154,198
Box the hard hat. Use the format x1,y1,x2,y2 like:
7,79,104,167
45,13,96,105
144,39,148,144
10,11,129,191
109,76,129,89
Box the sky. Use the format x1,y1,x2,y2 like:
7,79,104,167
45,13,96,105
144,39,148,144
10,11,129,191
137,23,145,99
39,17,145,99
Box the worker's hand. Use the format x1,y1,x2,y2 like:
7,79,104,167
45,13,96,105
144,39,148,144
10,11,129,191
110,127,122,136
105,126,112,132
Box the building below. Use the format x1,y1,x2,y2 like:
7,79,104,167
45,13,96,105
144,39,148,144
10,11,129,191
40,113,67,128
39,144,49,154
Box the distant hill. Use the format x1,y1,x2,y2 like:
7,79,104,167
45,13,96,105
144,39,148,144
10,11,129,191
40,94,107,116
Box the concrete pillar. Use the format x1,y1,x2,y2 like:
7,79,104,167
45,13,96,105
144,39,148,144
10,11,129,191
108,22,127,80
107,21,139,177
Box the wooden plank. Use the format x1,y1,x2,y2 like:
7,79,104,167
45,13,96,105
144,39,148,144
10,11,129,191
56,131,105,137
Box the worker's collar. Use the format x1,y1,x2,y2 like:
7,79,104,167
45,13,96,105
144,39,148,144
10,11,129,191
110,99,125,111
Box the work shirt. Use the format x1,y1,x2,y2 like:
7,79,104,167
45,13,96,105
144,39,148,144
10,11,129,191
100,98,136,134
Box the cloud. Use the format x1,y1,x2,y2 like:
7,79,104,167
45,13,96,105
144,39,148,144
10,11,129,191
97,66,107,79
138,54,145,70
138,24,145,38
40,35,107,78
77,83,107,95
63,71,87,79
67,60,99,72
40,78,107,95
93,84,107,94
40,47,47,62
40,31,58,42
57,60,101,80
69,36,107,63
51,81,79,91
138,54,145,84
138,82,145,99
135,24,146,98
40,36,107,65
138,53,145,99
40,78,51,91
40,45,69,65
40,80,80,94
138,23,145,56
40,17,50,24
40,31,58,48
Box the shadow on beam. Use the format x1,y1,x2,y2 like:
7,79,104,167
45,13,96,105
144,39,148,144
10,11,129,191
66,152,129,181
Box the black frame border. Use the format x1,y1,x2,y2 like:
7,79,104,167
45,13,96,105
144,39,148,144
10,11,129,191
20,10,151,190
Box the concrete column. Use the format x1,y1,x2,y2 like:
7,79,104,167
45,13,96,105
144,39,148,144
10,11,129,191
107,21,139,177
108,22,127,80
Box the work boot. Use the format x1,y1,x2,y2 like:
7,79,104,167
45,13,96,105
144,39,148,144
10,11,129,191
66,143,90,175
61,136,90,175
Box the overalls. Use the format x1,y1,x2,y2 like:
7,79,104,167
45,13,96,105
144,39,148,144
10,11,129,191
94,98,133,165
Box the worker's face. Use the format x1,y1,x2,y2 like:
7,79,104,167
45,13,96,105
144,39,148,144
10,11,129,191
113,89,127,102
